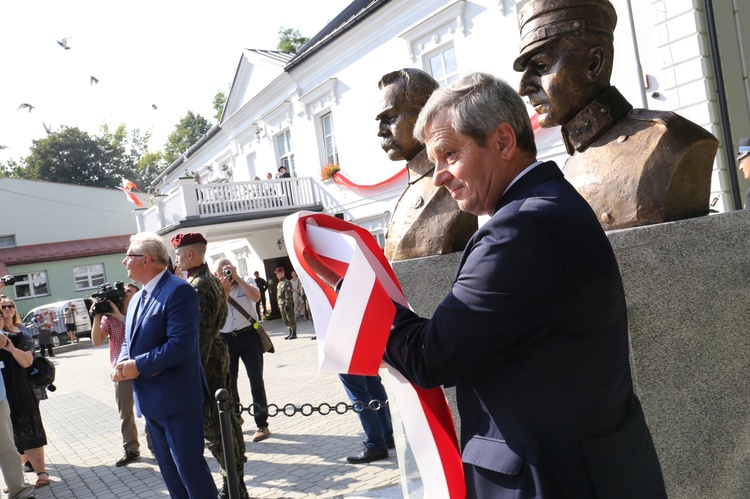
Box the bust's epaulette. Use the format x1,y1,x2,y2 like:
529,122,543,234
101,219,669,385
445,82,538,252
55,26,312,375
627,108,677,127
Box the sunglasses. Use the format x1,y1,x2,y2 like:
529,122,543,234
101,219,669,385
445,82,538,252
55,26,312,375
1,304,15,309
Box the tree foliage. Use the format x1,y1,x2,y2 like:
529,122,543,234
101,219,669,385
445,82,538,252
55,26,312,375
213,90,227,122
22,127,127,188
277,27,310,54
163,111,212,165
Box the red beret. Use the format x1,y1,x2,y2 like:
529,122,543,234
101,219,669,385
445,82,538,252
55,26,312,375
171,232,208,248
274,267,285,273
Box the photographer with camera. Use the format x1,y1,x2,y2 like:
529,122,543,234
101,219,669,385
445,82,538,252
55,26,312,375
215,258,272,444
91,281,152,467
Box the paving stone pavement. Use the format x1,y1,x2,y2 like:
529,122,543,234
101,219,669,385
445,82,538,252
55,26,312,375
1,318,401,498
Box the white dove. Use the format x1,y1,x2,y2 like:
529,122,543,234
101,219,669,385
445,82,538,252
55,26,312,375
17,103,35,112
57,37,71,50
90,76,99,85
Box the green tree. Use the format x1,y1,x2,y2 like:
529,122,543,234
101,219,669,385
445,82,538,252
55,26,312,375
277,27,310,54
163,111,212,165
213,90,227,122
22,127,127,188
0,158,25,178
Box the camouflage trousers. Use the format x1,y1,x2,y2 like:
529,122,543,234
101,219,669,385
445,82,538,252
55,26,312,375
203,345,247,477
279,300,296,332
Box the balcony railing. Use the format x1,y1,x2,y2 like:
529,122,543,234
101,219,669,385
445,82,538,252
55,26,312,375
135,177,323,233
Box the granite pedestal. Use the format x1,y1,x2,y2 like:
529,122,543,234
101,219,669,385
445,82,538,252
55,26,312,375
393,210,750,498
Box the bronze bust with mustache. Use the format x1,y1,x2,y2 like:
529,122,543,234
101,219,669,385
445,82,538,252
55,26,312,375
376,68,477,260
514,0,718,230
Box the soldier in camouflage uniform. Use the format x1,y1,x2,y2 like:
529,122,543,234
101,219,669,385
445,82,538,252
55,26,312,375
172,233,248,499
274,267,297,340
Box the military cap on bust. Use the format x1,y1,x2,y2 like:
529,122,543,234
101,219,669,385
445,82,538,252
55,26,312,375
738,138,750,161
170,232,208,248
513,0,617,71
274,267,285,274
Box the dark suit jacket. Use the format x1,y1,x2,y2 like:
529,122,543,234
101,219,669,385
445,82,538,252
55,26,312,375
385,161,666,498
118,271,208,420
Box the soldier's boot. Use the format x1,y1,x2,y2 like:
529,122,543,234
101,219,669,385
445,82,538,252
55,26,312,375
284,328,293,340
289,330,297,340
218,476,249,499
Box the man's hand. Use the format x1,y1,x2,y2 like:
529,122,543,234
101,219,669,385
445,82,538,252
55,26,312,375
112,360,140,381
217,264,237,297
106,301,125,321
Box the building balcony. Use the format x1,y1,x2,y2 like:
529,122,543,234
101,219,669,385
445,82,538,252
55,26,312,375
135,176,325,235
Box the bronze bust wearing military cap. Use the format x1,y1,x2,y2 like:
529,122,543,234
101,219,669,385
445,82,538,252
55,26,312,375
514,0,719,230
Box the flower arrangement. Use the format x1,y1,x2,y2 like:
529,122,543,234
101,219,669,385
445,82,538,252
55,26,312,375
320,163,340,181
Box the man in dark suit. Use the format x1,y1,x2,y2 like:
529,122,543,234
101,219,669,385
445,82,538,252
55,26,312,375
384,72,667,498
113,233,217,499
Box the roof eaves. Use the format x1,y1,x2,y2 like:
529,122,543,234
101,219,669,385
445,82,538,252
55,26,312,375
285,0,391,71
149,125,221,189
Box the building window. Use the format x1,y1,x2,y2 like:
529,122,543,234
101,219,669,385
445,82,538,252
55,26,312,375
13,271,50,299
426,45,459,86
74,263,106,291
321,113,339,166
0,235,16,248
275,130,296,176
372,230,385,249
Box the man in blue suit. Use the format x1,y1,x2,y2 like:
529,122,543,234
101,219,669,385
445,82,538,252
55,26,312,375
113,233,217,499
384,73,667,498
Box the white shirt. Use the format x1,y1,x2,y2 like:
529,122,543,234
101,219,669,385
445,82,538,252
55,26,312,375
220,276,259,333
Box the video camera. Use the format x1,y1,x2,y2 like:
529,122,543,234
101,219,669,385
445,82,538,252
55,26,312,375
1,275,15,285
91,281,125,315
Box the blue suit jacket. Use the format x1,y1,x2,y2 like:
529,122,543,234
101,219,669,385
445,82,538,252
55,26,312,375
385,162,666,498
118,271,208,420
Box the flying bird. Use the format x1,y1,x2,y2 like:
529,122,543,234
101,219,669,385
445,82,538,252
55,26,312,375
43,122,52,135
0,145,8,150
90,76,99,85
152,104,158,110
17,103,35,112
57,37,71,50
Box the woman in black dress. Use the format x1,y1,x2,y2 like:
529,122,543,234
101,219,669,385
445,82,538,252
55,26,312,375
1,297,49,488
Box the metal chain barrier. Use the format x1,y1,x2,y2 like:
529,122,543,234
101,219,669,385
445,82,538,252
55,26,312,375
234,399,389,418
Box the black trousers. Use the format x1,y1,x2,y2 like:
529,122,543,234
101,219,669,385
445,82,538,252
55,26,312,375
255,295,267,317
221,328,269,429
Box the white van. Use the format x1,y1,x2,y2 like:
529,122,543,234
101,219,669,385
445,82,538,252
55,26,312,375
22,298,94,347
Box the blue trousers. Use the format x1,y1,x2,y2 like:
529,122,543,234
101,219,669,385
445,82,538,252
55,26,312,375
339,374,393,451
146,406,217,499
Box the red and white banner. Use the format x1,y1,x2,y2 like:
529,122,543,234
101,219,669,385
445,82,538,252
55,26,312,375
283,211,465,499
118,178,145,208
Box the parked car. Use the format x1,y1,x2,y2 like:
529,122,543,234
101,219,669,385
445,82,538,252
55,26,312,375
22,298,94,347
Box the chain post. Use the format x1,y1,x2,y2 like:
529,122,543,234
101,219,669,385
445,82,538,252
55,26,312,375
216,388,240,499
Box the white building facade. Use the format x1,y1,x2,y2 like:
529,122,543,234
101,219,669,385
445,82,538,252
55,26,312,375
137,0,750,278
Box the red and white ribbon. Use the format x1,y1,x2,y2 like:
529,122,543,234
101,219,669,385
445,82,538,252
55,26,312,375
283,211,465,499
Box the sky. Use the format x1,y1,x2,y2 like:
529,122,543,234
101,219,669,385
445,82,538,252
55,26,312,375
0,0,353,165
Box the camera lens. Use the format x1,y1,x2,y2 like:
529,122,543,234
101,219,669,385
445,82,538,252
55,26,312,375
223,269,232,276
1,275,15,285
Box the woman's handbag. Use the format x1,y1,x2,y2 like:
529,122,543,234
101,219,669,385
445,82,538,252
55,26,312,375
227,297,275,354
27,355,56,390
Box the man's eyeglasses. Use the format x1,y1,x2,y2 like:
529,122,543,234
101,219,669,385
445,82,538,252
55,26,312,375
1,304,15,309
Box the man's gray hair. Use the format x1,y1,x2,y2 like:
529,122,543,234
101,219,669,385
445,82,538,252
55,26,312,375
214,257,232,273
129,232,170,266
413,72,537,156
